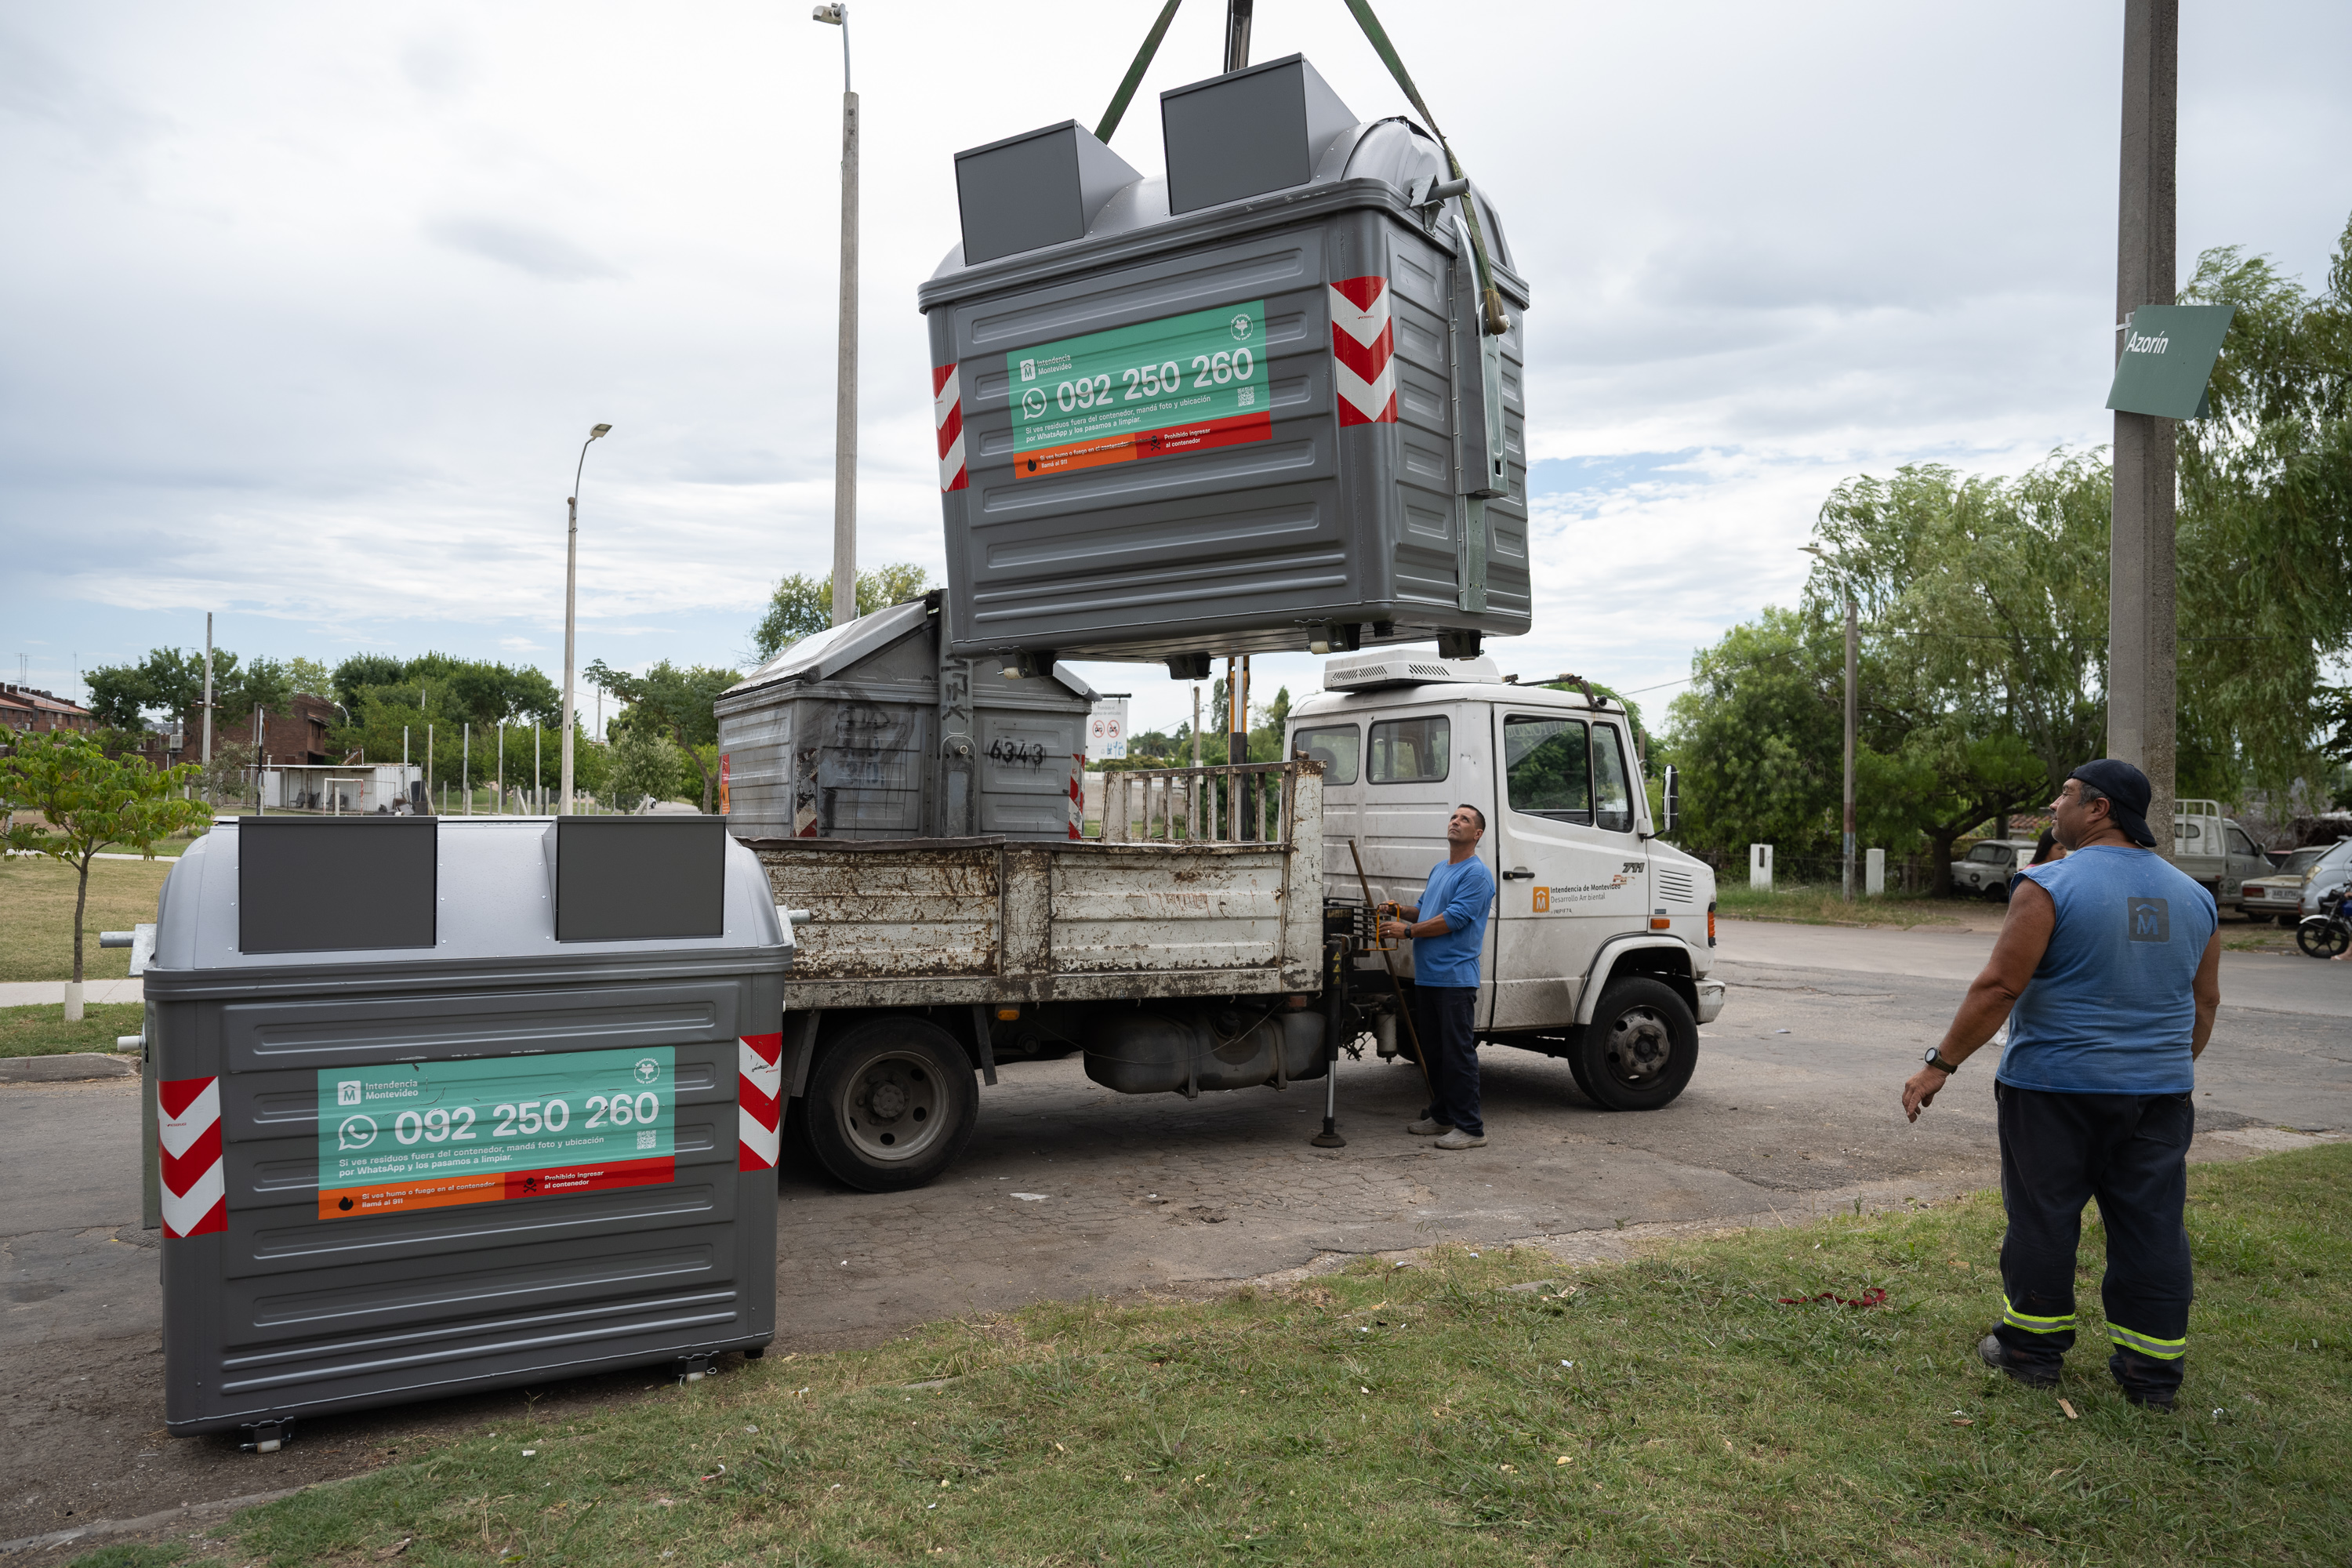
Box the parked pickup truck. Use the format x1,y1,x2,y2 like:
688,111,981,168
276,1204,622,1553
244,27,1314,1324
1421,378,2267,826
720,612,1722,1192
2172,800,2274,916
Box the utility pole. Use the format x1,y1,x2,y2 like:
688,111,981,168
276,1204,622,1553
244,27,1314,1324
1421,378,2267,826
200,612,214,804
2108,0,2178,855
815,4,858,627
1802,544,1860,899
1842,597,1857,902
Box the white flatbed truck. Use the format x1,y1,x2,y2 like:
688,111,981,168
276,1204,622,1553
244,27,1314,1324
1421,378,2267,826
741,641,1722,1192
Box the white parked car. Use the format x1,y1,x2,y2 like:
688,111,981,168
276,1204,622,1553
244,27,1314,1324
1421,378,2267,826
1949,839,2042,898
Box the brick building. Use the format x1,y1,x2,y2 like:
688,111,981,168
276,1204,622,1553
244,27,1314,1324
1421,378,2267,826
0,684,98,737
208,691,347,766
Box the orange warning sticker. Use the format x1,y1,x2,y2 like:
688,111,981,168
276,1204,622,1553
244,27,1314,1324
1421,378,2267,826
318,1156,675,1221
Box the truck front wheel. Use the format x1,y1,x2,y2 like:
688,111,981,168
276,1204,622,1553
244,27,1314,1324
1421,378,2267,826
1574,978,1699,1112
804,1017,978,1192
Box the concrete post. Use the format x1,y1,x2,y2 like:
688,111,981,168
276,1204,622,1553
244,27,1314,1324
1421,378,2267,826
1842,596,1857,901
1865,847,1886,897
1749,844,1773,893
2108,0,2179,855
829,86,860,628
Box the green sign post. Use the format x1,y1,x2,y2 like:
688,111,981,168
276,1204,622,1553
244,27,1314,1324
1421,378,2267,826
315,1047,676,1220
2106,303,2235,419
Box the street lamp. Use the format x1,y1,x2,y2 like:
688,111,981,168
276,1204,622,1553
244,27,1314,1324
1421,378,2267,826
561,423,614,815
1802,545,1859,902
813,3,858,627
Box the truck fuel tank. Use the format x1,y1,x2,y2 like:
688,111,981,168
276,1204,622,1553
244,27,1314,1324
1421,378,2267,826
1083,1005,1326,1097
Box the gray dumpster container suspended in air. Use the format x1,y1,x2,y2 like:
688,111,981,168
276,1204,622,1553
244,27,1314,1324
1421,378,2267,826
714,590,1095,841
922,53,1531,673
143,814,790,1443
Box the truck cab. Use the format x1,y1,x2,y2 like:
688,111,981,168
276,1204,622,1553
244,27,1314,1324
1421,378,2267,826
1289,653,1722,1104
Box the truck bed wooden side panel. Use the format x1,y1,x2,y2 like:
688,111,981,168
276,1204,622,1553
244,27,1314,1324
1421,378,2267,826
745,766,1323,1009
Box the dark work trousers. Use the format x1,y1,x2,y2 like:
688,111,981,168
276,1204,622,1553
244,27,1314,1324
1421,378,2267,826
1413,985,1482,1138
1994,1081,2194,1400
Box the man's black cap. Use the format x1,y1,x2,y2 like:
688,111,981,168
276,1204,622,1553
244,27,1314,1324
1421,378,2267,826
2068,758,2156,847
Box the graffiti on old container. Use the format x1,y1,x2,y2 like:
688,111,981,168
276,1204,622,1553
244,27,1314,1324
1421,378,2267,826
988,739,1052,768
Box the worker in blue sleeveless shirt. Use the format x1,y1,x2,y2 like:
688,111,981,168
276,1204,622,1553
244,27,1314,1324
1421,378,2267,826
1902,760,2220,1410
1380,804,1496,1150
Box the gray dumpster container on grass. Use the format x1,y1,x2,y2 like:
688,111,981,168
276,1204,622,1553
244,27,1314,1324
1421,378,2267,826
144,814,790,1443
923,55,1531,670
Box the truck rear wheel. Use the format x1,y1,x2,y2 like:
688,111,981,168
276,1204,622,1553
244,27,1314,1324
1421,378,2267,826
804,1017,978,1192
1573,978,1699,1112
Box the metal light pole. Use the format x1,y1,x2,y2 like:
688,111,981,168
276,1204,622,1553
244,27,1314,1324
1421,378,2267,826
2108,0,2179,856
1805,546,1859,901
561,423,613,815
814,4,858,627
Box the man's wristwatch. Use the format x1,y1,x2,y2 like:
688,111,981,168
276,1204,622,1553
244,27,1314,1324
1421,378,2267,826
1922,1047,1962,1074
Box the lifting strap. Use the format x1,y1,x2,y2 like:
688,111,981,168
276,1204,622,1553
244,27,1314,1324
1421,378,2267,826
1091,0,1509,339
1338,0,1509,336
1095,0,1185,144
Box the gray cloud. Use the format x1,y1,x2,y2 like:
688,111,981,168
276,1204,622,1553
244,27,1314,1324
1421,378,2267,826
424,215,619,281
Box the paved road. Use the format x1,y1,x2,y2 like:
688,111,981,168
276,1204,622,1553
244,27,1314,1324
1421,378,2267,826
1719,916,2352,1018
5,930,2347,1551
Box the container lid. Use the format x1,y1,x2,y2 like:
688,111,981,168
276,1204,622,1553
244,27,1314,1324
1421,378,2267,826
143,818,789,996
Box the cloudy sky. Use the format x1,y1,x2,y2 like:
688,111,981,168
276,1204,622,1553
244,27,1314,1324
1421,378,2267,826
5,2,2347,738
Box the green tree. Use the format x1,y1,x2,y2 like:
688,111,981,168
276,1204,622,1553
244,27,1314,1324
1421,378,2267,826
750,563,933,662
583,659,742,812
85,646,234,729
283,657,333,699
2176,220,2352,795
608,729,689,811
2,734,208,1018
332,653,407,709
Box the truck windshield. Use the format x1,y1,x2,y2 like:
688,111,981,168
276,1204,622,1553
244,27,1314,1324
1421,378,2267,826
1503,716,1592,822
1369,716,1448,782
1290,724,1359,784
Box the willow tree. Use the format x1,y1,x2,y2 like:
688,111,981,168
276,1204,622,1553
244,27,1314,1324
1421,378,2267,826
2176,218,2352,797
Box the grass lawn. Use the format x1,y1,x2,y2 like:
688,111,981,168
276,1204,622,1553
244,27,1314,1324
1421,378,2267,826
0,1002,145,1058
172,1145,2349,1567
0,854,176,983
1715,882,1969,929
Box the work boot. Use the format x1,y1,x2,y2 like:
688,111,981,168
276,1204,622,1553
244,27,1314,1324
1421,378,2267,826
1978,1334,2059,1389
1406,1118,1454,1136
1433,1128,1486,1150
2110,1352,2178,1411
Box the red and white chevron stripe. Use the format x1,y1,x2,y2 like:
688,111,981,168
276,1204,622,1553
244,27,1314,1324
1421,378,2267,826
1068,755,1083,840
933,363,967,492
159,1076,226,1240
1330,276,1397,426
737,1030,784,1171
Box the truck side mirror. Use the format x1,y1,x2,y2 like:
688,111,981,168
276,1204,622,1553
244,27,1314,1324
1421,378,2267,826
1661,764,1679,837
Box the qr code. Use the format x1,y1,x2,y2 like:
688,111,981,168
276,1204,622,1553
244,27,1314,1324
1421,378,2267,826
1237,386,1256,407
636,1130,655,1150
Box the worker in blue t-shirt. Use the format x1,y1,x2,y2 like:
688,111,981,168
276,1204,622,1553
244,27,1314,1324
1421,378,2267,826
1379,804,1497,1150
1901,760,2221,1410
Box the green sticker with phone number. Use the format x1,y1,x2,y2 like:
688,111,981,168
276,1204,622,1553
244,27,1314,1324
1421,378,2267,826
315,1047,675,1220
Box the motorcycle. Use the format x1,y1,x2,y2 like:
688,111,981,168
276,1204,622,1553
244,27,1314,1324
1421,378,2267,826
2295,889,2350,960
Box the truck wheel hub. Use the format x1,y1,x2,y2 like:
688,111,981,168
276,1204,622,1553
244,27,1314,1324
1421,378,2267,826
1604,1008,1671,1083
866,1079,910,1120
